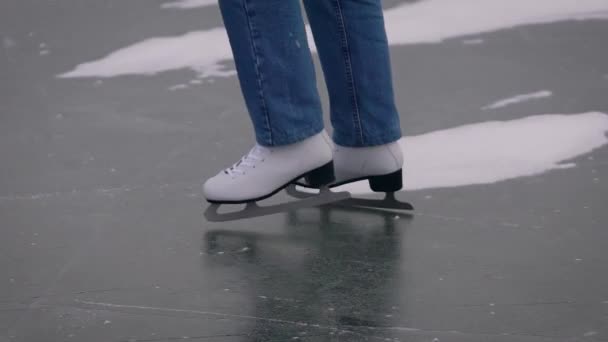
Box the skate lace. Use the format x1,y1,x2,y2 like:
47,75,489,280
224,144,269,177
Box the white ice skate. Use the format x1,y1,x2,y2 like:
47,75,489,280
289,139,413,211
203,131,351,222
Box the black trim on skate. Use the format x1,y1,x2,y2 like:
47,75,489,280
206,161,335,205
295,168,403,192
369,169,403,192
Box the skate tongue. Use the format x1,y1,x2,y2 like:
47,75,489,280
224,144,269,176
251,144,270,156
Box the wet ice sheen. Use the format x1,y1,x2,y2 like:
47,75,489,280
58,0,608,78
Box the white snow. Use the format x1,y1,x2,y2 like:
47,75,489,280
384,0,608,45
58,0,608,79
330,112,608,194
161,0,216,9
59,28,234,79
482,90,553,110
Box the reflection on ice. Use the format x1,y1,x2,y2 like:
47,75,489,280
58,0,608,78
333,112,608,194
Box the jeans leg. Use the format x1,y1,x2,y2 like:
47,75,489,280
303,0,401,147
218,0,324,146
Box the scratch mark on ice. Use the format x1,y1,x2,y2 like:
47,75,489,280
482,90,552,110
462,38,484,45
161,0,216,9
74,300,420,338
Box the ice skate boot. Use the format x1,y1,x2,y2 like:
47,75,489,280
203,131,350,221
289,137,413,211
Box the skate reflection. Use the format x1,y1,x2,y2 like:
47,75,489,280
202,207,413,340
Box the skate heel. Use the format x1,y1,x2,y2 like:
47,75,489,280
369,169,403,192
304,161,335,187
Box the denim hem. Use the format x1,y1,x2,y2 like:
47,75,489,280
333,128,402,147
256,124,325,147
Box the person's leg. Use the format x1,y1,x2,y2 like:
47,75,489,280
302,0,401,147
297,0,404,192
204,0,334,203
218,0,324,146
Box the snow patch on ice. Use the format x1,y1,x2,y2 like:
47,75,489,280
58,0,608,79
482,90,553,110
161,0,216,9
332,112,608,194
383,0,608,45
59,29,233,79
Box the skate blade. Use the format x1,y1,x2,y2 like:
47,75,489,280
286,185,414,211
204,187,351,222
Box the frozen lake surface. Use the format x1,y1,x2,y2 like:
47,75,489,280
1,0,608,341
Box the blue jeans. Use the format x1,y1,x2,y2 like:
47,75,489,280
218,0,402,147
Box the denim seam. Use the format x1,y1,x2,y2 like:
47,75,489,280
333,0,363,145
243,0,273,145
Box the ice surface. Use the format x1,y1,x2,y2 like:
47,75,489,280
169,84,188,91
482,90,553,110
161,0,216,9
58,0,608,78
3,37,16,49
332,112,608,194
462,38,484,45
